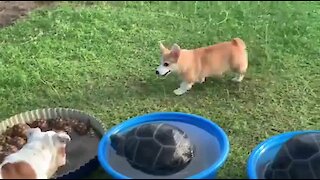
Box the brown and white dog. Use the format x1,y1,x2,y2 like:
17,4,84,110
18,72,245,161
156,38,248,95
0,128,71,179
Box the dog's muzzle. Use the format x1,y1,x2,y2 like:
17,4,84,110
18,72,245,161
156,70,171,76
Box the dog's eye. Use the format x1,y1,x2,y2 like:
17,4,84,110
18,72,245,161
163,63,169,67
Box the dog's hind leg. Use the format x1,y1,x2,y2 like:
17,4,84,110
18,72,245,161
200,77,206,83
232,61,247,82
231,48,248,83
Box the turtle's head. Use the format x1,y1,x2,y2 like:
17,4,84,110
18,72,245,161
110,134,125,156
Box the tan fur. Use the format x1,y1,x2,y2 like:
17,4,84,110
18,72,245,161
158,38,248,95
1,161,37,179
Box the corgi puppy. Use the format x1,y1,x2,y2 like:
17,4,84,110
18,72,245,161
156,38,248,95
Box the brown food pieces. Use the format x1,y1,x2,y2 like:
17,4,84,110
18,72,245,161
7,137,26,149
68,119,79,127
49,118,67,131
1,119,93,137
3,127,14,137
11,124,30,139
49,118,90,135
63,125,72,135
73,121,89,135
88,128,97,137
0,131,25,164
0,135,7,144
2,144,18,154
28,119,50,132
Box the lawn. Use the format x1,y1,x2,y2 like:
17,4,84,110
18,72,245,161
0,1,319,179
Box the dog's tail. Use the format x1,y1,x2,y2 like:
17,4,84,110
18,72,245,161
231,38,246,50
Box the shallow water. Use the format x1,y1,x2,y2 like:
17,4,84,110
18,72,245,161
107,121,222,179
256,144,283,179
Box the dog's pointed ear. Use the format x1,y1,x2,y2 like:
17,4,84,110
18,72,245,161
160,42,168,53
170,43,181,59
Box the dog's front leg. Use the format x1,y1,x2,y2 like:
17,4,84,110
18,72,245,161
174,81,193,96
200,77,206,83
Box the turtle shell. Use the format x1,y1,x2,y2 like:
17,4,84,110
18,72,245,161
114,123,195,175
264,132,320,179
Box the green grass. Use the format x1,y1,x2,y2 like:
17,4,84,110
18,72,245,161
0,1,319,179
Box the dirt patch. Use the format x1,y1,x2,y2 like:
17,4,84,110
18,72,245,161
0,1,57,28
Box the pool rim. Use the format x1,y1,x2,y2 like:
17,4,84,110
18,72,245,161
247,130,320,179
98,111,230,179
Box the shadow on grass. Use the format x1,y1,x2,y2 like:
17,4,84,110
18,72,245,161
82,71,265,108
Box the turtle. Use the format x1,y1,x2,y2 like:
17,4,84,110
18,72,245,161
110,122,195,176
264,132,320,179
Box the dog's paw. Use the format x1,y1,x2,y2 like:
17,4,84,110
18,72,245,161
174,88,186,96
232,74,245,82
232,76,244,83
232,77,241,82
200,77,206,84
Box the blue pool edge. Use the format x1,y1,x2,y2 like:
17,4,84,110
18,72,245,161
247,130,320,179
98,112,230,179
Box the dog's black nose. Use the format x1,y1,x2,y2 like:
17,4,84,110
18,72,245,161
156,70,159,75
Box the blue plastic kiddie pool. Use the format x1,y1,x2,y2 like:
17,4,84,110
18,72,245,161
98,112,230,179
247,130,320,179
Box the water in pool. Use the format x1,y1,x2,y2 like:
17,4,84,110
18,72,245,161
256,144,283,179
107,121,222,179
